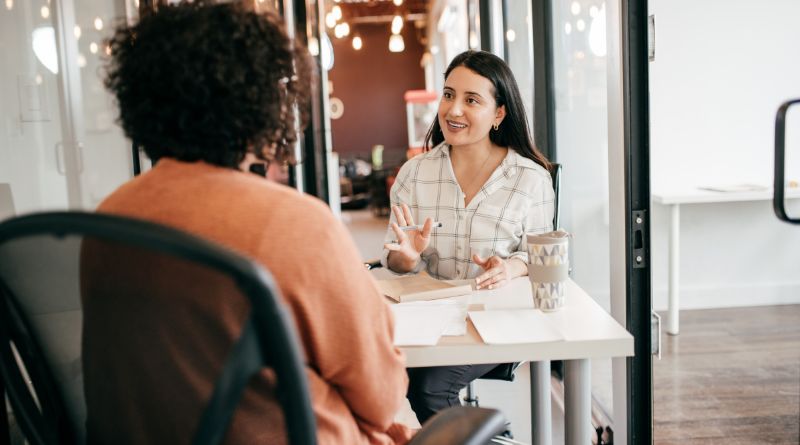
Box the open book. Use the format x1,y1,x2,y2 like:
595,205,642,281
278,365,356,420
376,272,473,303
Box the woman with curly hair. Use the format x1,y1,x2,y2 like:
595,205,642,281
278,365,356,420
87,3,412,444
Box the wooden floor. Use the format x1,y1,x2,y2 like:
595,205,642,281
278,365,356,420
654,305,800,444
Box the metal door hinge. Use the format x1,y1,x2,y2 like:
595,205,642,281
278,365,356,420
632,210,647,268
648,15,655,61
651,310,661,359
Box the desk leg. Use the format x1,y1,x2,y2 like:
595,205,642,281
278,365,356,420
530,360,551,445
564,359,591,445
668,203,680,335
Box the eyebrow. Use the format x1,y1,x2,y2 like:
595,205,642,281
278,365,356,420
443,86,486,99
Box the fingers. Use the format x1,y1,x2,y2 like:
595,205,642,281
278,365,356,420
401,203,415,226
391,205,407,227
420,217,434,238
474,257,507,290
384,242,402,251
389,222,408,243
471,253,487,265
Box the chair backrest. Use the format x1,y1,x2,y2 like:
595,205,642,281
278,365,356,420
547,162,562,230
0,212,316,445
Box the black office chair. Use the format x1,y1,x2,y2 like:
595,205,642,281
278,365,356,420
0,212,506,445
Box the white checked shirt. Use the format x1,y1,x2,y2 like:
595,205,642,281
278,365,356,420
381,143,555,280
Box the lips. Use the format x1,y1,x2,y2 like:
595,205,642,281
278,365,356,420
446,120,467,130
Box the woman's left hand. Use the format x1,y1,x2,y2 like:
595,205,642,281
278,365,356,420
473,255,526,290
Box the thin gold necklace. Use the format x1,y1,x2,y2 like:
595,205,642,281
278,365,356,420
460,147,494,197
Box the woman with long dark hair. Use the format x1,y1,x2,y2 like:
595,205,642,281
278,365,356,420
381,50,555,424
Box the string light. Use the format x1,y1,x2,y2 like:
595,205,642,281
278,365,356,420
391,15,403,34
352,36,362,50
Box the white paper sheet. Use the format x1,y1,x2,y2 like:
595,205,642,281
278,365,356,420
468,310,564,344
391,298,469,345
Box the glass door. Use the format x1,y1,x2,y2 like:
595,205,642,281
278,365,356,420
0,0,134,215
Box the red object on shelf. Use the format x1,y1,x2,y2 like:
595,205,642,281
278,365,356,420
403,90,438,104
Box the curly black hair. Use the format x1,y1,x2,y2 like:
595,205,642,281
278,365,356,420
105,2,312,168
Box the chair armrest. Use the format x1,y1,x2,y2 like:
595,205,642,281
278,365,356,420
408,406,506,445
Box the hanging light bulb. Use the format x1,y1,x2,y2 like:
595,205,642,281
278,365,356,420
389,34,404,52
5,0,13,11
94,17,104,31
334,23,350,38
352,36,362,50
391,15,403,34
325,12,336,28
393,0,403,5
89,42,98,54
40,5,49,18
74,25,82,39
332,5,342,21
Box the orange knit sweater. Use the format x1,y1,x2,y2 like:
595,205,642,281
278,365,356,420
86,158,411,444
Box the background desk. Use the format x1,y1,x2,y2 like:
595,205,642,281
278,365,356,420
652,187,800,335
398,278,633,445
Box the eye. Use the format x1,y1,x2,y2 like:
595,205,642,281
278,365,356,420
443,91,453,99
467,97,479,104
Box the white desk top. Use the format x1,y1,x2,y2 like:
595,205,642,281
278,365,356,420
652,187,800,205
398,278,634,368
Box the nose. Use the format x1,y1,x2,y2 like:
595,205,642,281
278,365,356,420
447,101,464,117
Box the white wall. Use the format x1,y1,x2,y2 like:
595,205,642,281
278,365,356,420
648,0,800,309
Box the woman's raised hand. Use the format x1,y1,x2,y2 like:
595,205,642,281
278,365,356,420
384,204,434,270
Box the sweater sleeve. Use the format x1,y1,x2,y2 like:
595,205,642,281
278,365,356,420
261,200,408,436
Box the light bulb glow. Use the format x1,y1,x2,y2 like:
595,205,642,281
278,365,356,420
94,17,104,31
565,22,572,35
571,2,580,15
40,5,49,18
506,29,516,42
5,0,12,10
325,12,336,28
391,15,403,34
89,42,98,54
576,19,585,31
389,33,404,52
352,36,362,50
74,25,81,39
332,5,342,20
393,0,402,5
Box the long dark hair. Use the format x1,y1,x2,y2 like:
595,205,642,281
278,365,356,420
424,50,549,170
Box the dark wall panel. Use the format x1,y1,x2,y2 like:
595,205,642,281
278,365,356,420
328,23,426,160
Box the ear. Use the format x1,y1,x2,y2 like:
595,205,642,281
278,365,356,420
495,105,506,127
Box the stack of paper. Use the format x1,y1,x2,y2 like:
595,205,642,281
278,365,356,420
377,272,473,302
468,310,563,344
391,298,469,346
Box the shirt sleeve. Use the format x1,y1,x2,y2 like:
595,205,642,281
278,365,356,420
508,169,556,264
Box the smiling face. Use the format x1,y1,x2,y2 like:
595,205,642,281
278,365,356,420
438,66,505,149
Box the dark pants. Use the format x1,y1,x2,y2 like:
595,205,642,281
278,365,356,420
406,364,499,425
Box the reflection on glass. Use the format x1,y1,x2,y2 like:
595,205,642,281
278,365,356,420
32,26,58,74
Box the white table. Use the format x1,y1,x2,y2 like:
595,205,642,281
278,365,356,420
398,278,633,445
652,187,800,335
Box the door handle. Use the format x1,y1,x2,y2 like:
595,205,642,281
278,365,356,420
774,99,800,224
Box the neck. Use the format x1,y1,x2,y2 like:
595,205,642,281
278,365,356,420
449,139,494,166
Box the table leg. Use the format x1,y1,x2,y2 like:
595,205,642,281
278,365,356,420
530,360,551,445
564,359,591,445
668,203,680,335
